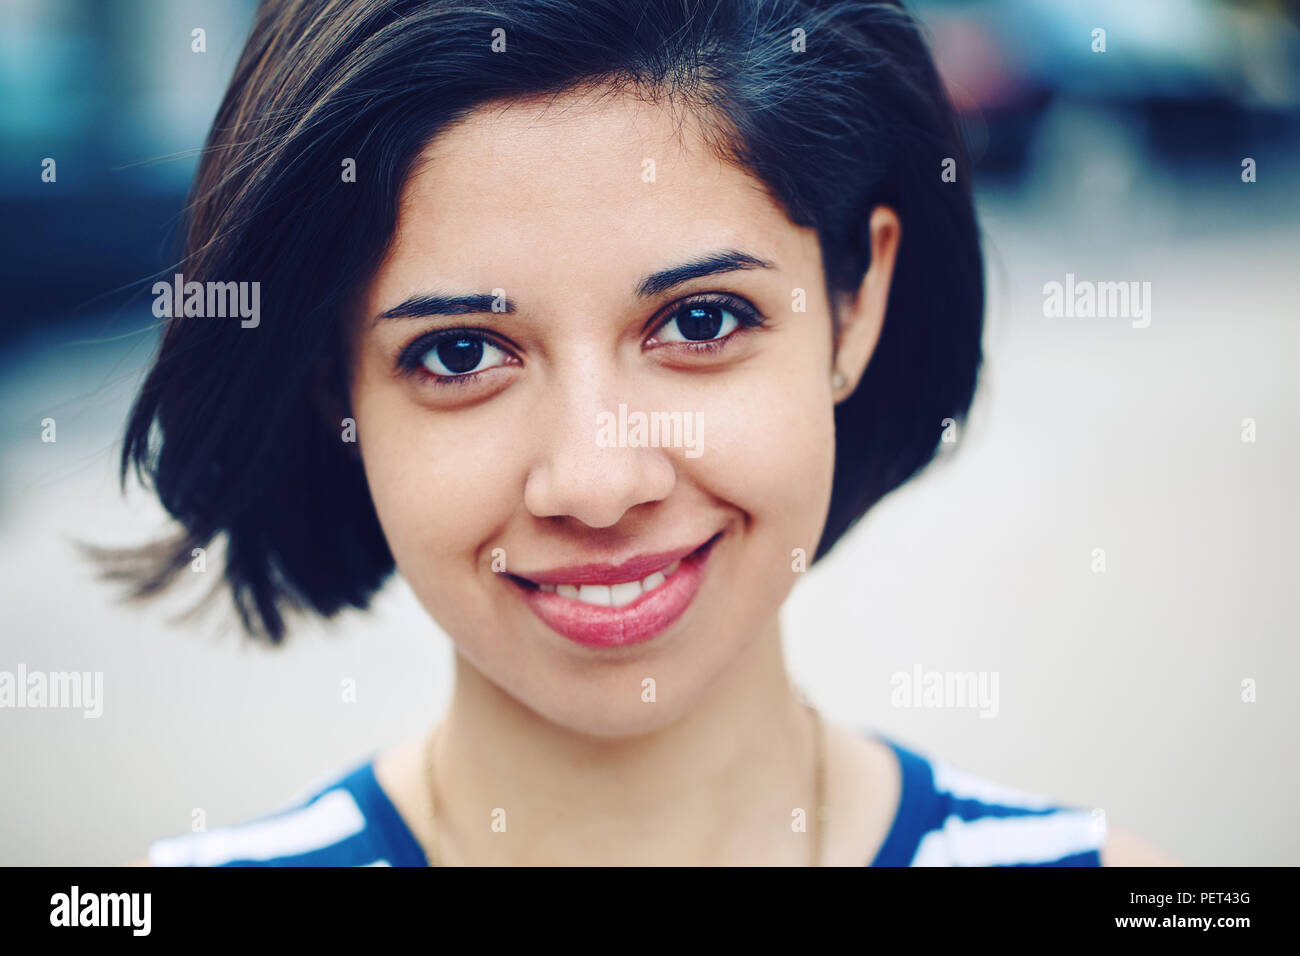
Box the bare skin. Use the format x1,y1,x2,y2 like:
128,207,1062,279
373,651,904,866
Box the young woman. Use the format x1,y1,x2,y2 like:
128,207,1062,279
119,0,1169,866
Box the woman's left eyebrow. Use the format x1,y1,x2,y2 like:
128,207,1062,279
635,249,774,298
374,248,774,324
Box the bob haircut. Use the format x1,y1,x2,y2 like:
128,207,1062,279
109,0,983,643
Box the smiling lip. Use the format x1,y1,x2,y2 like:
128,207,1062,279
510,533,721,648
512,540,707,587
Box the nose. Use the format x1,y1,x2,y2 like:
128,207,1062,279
523,382,677,528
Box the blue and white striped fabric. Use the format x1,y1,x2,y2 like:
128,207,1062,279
871,737,1105,866
147,734,1105,866
147,760,426,867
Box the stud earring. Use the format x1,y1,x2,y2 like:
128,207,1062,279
831,371,846,390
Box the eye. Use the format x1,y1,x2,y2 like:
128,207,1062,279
648,295,764,348
657,303,738,343
398,329,517,381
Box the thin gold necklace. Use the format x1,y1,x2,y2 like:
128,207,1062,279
423,701,828,866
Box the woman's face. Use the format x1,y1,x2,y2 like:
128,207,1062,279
349,86,859,736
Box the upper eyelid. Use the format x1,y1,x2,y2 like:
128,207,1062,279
397,326,520,366
646,292,764,335
421,325,521,348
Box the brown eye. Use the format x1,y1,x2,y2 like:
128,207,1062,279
425,336,487,375
399,329,516,380
656,303,744,343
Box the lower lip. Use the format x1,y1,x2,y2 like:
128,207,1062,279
514,537,718,649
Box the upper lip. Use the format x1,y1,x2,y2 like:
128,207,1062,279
510,533,718,587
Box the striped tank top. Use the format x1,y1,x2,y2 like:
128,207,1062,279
147,733,1106,866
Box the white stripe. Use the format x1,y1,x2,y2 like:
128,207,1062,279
148,789,367,866
279,759,369,811
912,810,1103,866
364,859,391,866
930,761,1057,810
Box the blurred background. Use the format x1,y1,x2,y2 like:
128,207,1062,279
1,0,1297,865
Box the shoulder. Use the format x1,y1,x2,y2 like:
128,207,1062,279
1101,825,1179,866
873,736,1121,867
143,756,428,867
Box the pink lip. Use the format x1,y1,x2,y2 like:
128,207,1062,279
514,540,706,587
512,534,720,648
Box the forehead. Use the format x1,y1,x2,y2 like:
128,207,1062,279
377,85,814,293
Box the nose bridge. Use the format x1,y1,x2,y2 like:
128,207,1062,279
523,347,676,527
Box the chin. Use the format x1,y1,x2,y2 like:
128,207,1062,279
517,677,718,739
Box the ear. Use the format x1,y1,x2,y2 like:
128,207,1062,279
831,206,900,403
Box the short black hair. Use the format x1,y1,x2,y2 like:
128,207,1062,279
107,0,983,642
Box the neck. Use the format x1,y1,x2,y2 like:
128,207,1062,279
430,616,818,865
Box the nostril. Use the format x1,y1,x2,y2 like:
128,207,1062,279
522,437,677,526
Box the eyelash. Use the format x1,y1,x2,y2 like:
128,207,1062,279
646,293,766,353
395,293,767,386
396,328,516,388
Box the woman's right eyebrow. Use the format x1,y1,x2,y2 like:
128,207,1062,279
375,292,516,323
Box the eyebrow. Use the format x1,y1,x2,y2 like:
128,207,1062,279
377,293,513,322
635,249,774,297
375,248,774,322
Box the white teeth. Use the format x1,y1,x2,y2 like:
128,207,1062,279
539,561,684,607
577,584,612,606
608,580,642,607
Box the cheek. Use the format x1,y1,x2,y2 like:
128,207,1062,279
348,369,525,586
681,340,838,554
